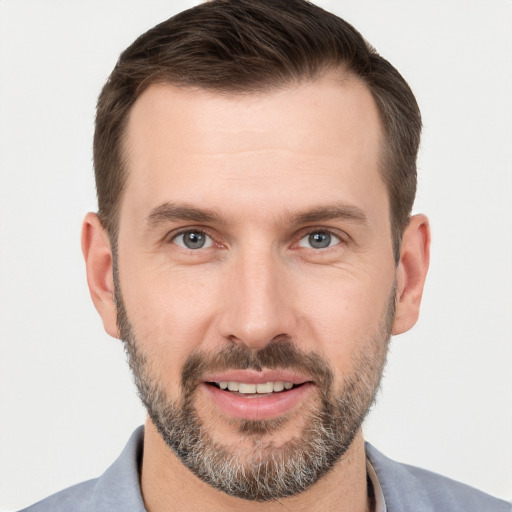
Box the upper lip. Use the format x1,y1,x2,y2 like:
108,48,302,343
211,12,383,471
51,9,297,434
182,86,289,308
201,369,312,385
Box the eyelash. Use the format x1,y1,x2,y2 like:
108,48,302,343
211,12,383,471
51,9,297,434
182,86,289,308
168,227,346,252
296,230,343,250
170,229,215,250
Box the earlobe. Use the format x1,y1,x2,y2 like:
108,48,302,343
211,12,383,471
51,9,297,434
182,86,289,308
392,214,431,335
81,212,119,339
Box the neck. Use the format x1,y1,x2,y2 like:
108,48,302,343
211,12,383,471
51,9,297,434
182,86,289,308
140,419,371,512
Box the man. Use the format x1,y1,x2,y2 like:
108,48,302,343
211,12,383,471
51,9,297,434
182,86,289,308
18,1,510,511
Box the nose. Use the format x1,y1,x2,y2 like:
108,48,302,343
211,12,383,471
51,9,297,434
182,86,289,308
219,247,296,351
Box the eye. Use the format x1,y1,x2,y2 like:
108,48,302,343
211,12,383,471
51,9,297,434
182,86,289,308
297,231,341,249
172,230,213,250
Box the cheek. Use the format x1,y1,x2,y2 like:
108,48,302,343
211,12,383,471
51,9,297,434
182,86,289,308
294,270,394,374
119,257,224,362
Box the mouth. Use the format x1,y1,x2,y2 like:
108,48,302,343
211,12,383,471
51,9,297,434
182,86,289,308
208,380,300,394
200,371,314,420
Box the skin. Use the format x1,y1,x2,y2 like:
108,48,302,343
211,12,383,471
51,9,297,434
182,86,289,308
82,71,430,511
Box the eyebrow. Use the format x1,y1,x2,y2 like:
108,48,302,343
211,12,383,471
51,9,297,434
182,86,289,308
145,201,367,229
290,204,368,226
145,202,224,228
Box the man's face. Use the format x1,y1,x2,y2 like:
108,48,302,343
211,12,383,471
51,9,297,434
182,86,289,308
115,73,397,499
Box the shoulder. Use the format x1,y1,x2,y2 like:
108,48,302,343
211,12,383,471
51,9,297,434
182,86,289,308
18,479,99,512
365,443,511,512
17,427,146,512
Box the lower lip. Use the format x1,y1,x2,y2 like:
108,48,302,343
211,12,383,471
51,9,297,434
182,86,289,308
202,382,315,421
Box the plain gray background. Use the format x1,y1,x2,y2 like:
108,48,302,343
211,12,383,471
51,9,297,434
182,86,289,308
1,1,511,510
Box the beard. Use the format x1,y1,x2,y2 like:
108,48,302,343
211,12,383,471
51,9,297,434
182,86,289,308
114,270,394,502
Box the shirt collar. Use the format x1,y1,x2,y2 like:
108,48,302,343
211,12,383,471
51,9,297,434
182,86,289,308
367,457,387,512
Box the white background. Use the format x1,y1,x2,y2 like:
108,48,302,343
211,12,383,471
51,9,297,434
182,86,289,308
1,1,511,510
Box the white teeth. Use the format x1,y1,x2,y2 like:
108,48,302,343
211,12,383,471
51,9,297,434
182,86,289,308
217,381,296,393
273,381,284,392
227,382,239,392
238,383,257,394
256,382,274,394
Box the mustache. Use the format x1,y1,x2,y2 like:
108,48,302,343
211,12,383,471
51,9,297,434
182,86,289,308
182,338,334,392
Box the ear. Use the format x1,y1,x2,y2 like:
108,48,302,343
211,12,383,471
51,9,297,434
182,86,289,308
81,212,119,339
392,214,431,335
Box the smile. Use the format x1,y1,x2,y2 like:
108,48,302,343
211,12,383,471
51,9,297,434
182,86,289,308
211,381,296,394
202,376,314,420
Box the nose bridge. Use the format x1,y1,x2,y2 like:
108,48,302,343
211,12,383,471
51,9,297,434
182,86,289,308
221,243,292,349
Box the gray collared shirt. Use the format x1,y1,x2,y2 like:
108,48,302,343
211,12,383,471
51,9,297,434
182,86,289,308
19,427,511,512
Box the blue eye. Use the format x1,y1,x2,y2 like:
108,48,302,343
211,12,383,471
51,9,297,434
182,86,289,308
298,231,340,249
173,230,213,250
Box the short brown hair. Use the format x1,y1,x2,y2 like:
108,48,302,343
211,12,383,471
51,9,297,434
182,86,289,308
94,0,421,259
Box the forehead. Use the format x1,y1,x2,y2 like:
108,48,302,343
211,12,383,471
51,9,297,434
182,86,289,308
120,73,385,226
126,73,381,155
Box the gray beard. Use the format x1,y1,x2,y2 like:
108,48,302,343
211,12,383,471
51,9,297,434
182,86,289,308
115,270,393,501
